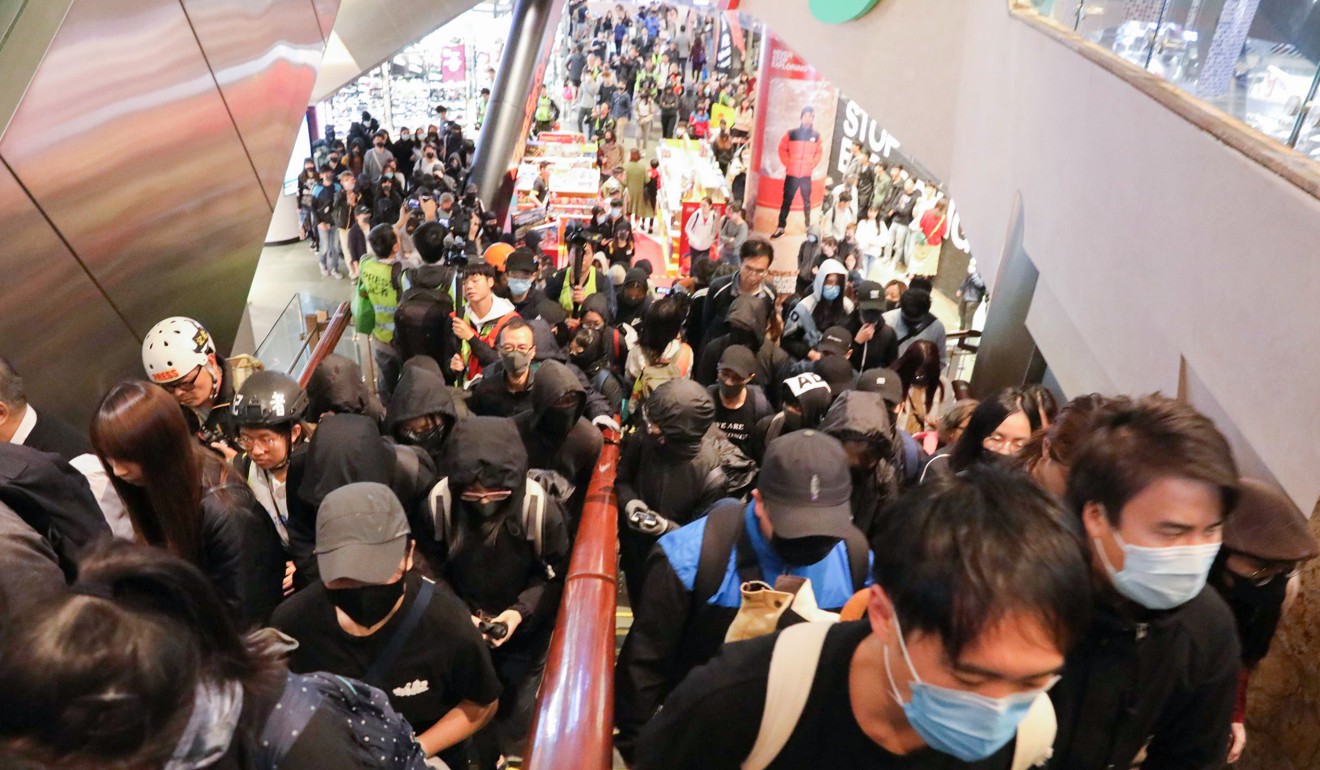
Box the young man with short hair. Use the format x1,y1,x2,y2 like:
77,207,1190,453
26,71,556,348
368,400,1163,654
272,482,501,768
1048,395,1242,770
772,106,823,239
635,465,1093,770
357,224,406,398
451,263,519,386
700,238,777,351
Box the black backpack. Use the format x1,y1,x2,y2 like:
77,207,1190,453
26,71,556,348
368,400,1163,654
393,285,455,366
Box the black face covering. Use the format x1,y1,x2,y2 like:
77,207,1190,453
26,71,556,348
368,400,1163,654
569,350,596,371
782,411,804,432
539,407,578,442
729,325,760,351
462,498,505,520
403,423,449,458
861,309,883,325
326,580,404,627
771,534,841,567
718,382,746,401
1212,568,1288,664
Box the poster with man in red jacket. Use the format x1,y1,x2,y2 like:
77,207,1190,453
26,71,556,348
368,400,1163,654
771,106,823,238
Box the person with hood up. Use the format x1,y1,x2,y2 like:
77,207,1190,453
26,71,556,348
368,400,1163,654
694,294,792,407
286,413,438,581
512,360,604,527
794,226,824,296
579,291,631,373
613,266,653,331
818,390,901,546
304,353,386,423
433,417,571,770
747,372,834,464
782,257,857,362
617,380,750,608
385,364,461,478
568,325,627,416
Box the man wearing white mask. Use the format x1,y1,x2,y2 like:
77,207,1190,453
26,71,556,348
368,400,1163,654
634,465,1092,770
1050,394,1241,770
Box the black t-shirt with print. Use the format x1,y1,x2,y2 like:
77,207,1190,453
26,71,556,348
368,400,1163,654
272,572,502,763
635,621,1015,770
706,383,773,455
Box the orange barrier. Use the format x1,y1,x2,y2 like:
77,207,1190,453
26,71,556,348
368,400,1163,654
523,429,622,770
296,302,351,388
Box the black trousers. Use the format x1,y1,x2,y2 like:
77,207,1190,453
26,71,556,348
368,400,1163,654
778,174,813,229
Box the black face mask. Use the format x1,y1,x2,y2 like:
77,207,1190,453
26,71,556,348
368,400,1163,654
883,299,899,313
539,406,579,442
402,423,449,458
718,382,746,401
901,312,926,328
462,497,506,520
1217,569,1290,609
781,411,804,433
771,534,841,567
861,309,883,326
569,350,597,371
326,580,405,627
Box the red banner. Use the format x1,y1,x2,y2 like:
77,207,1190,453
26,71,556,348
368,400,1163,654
440,44,467,83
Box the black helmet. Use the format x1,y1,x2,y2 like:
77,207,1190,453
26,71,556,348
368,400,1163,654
231,371,308,428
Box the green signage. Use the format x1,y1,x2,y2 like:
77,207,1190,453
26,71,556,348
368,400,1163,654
809,0,881,24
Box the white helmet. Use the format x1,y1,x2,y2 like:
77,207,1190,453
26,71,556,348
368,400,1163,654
142,317,216,384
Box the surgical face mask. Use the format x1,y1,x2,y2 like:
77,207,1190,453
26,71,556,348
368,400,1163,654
1095,527,1221,610
501,349,532,375
610,207,623,219
326,580,404,627
822,285,842,302
884,613,1055,762
507,277,533,297
771,534,839,567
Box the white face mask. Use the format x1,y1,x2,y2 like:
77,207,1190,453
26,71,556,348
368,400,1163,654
1095,527,1220,610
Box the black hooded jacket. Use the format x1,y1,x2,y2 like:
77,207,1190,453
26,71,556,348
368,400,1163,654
695,295,792,406
614,268,653,329
746,378,835,464
438,417,570,640
512,360,603,517
286,414,438,579
305,354,386,422
385,366,460,476
580,292,630,373
817,391,900,546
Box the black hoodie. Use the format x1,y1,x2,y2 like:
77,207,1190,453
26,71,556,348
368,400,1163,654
747,377,834,464
305,354,386,422
614,268,653,329
616,380,745,607
817,391,900,546
385,366,460,475
512,360,603,521
439,417,570,639
285,413,437,579
470,320,613,421
695,295,792,406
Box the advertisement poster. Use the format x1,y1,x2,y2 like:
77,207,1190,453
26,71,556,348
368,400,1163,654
751,35,838,216
440,44,468,83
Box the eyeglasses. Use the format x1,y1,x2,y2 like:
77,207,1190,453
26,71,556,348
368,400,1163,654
984,432,1028,452
499,344,534,355
740,264,768,277
236,434,284,452
1239,557,1300,586
161,366,203,394
460,489,512,504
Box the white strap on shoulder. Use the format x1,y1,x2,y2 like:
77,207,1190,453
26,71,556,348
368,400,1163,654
429,478,451,544
741,621,833,770
1010,693,1057,770
523,476,546,561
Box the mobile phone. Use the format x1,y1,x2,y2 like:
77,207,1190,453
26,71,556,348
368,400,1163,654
406,198,421,210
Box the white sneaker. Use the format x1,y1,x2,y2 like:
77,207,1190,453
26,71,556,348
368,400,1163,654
330,271,344,280
319,264,330,277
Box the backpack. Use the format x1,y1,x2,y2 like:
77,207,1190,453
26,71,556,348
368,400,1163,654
693,501,868,610
630,344,693,405
255,671,428,770
393,285,455,365
427,475,549,562
896,430,924,487
740,622,1057,770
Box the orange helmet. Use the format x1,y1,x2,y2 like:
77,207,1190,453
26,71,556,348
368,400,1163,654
484,242,515,271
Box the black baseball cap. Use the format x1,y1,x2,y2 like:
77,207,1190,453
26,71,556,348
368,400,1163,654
354,204,372,216
505,248,538,274
757,430,854,540
818,326,853,357
858,367,903,407
314,482,410,584
855,281,886,312
719,345,758,379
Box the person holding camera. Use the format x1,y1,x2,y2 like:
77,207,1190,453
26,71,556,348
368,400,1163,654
545,223,617,321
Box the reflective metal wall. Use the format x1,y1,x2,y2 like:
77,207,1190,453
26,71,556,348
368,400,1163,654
0,0,338,426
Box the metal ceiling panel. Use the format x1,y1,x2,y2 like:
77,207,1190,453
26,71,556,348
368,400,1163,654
181,0,328,203
0,0,272,347
0,161,141,427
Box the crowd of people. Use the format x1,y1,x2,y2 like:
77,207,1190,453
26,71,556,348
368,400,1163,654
0,3,1312,770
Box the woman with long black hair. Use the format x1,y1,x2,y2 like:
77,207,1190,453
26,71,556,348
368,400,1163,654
890,339,953,434
90,380,284,627
922,387,1041,481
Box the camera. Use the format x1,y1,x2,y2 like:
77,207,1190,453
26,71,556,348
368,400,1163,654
478,618,509,647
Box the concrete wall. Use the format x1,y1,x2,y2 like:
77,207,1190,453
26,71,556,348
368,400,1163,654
738,0,1320,517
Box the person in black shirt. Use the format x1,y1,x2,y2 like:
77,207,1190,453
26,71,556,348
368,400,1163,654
706,345,773,457
272,482,501,768
636,466,1093,770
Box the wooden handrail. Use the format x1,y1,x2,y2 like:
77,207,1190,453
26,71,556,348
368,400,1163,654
296,302,351,388
523,429,621,770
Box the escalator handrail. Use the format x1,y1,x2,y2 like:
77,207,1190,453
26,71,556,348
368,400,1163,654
522,429,622,770
296,302,351,388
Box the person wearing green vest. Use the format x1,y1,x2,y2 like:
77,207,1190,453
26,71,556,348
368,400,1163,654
476,87,490,130
544,223,617,322
356,224,405,400
534,89,557,135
